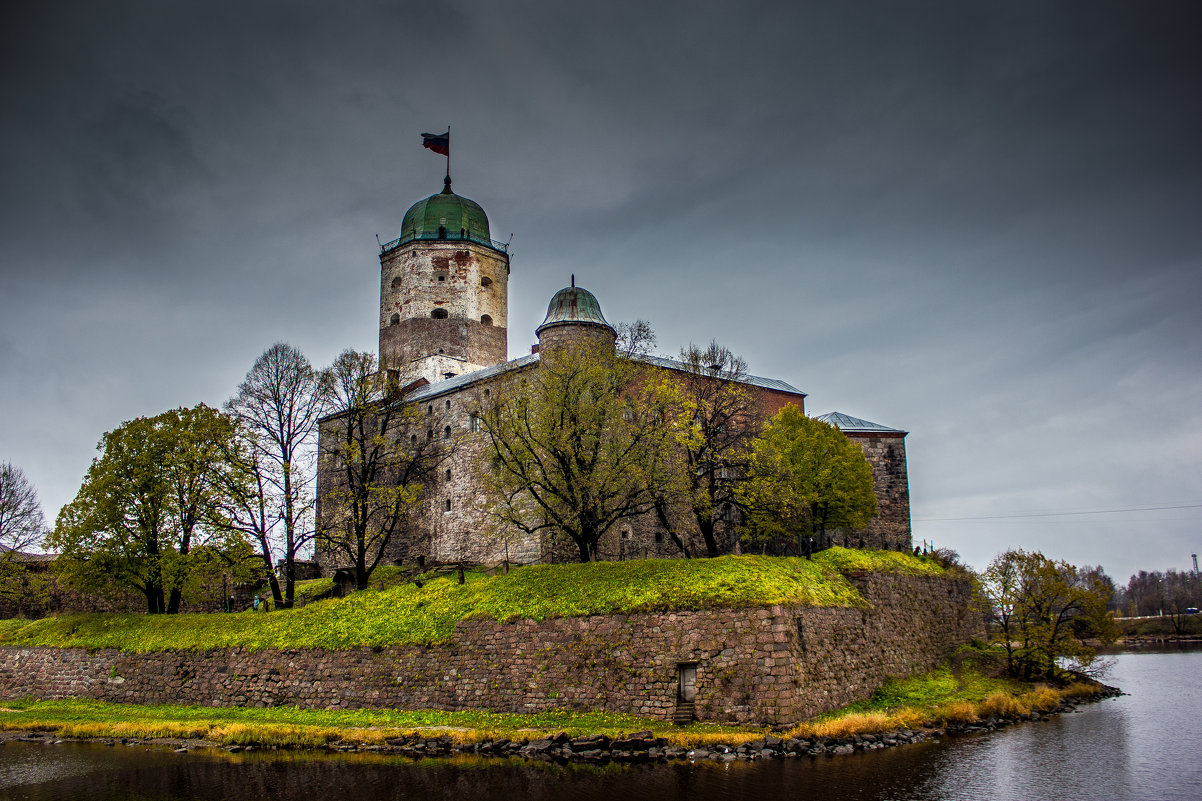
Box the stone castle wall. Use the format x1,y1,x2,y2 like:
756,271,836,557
0,572,978,725
844,433,911,551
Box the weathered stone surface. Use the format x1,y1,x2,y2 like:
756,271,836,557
0,573,979,726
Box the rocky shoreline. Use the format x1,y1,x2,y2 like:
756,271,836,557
0,684,1122,764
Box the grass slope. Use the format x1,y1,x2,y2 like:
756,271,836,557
0,549,942,653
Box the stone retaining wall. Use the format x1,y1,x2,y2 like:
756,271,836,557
0,572,980,726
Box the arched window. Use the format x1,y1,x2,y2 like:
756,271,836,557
445,468,452,481
480,276,492,288
445,399,451,410
389,313,400,326
426,405,433,415
390,276,401,289
445,499,452,512
443,425,451,440
431,308,448,319
410,434,417,446
435,272,447,283
480,314,493,326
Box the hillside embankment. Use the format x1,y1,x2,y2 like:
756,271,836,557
0,550,981,729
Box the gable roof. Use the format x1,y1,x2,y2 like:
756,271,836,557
814,411,906,435
633,354,806,397
399,351,806,403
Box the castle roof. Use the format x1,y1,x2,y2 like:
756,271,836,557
398,177,492,246
815,411,906,434
403,352,804,403
535,279,614,336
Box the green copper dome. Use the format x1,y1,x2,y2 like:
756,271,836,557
536,278,615,335
399,177,491,244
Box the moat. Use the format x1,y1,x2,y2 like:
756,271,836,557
0,648,1197,801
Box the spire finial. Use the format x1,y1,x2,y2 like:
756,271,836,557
571,273,575,287
442,174,453,194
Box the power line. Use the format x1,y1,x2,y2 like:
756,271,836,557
915,503,1202,523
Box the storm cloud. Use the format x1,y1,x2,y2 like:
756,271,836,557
2,0,1199,579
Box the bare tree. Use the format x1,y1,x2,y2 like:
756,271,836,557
0,462,46,602
224,343,325,607
316,350,451,590
0,462,44,556
659,341,760,557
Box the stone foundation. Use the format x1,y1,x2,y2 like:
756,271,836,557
0,572,979,726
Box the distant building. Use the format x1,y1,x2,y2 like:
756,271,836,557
316,179,910,570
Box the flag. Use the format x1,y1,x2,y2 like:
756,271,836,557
421,131,450,157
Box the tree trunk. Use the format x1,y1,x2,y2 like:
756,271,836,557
166,587,183,614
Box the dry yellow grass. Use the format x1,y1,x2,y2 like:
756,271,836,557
1021,685,1063,713
977,691,1029,719
935,702,979,726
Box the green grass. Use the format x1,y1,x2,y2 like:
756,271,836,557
0,698,765,748
0,550,941,653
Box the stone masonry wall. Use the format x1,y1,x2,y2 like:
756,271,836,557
0,572,978,726
843,433,911,551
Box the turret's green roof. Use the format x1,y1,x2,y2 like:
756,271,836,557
399,177,491,244
536,280,614,335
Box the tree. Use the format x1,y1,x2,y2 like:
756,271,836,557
656,341,759,557
0,461,47,600
1125,570,1164,617
736,405,876,554
980,549,1118,679
1162,569,1201,635
0,461,44,556
223,343,325,608
47,405,256,614
477,336,687,563
316,350,450,590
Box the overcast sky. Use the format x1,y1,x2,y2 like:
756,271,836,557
2,1,1199,580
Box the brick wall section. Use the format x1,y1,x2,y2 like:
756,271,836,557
0,572,979,725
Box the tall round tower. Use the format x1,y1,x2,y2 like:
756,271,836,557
379,176,510,383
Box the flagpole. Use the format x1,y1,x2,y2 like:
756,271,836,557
446,125,451,185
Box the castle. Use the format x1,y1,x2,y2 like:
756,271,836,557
315,177,911,570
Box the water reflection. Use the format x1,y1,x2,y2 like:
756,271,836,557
0,648,1197,801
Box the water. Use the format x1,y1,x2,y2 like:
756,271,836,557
0,648,1197,801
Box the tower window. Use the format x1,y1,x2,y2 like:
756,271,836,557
390,277,401,289
435,272,447,283
445,499,452,512
483,389,490,398
427,405,433,415
445,468,452,481
481,276,492,288
445,399,451,410
469,414,480,432
389,313,400,326
431,308,448,319
481,314,493,326
410,434,417,446
443,425,451,440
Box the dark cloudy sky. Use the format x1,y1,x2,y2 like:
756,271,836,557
2,1,1199,581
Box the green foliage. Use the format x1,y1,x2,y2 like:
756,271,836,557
478,336,689,562
737,405,876,549
45,405,257,614
0,550,933,652
979,549,1118,679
